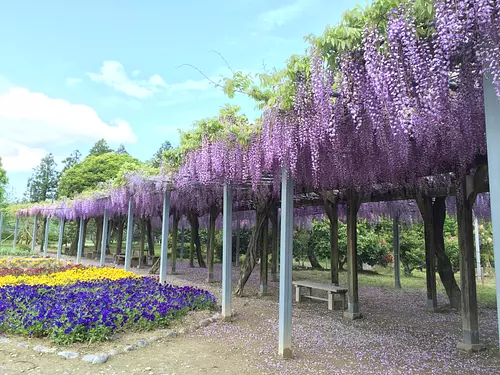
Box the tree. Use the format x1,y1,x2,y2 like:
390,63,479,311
58,153,141,198
116,144,129,155
61,150,81,174
24,153,59,203
150,141,172,168
0,157,8,206
88,139,113,157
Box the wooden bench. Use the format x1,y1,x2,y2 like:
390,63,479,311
145,255,160,266
114,254,140,267
292,280,348,310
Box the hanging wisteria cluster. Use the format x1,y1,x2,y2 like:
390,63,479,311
13,1,500,225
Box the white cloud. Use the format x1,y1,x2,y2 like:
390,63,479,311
87,61,168,99
259,0,313,30
0,86,137,172
66,77,82,86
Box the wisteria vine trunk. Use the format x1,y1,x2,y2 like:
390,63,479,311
235,196,277,297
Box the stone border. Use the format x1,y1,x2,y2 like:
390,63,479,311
0,310,234,365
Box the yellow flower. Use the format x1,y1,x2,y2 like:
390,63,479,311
0,267,138,287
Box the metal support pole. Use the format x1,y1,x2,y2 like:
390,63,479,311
124,199,134,272
483,75,500,347
76,218,84,263
57,218,64,261
160,190,171,284
101,209,109,266
222,183,233,321
474,215,482,281
32,215,38,254
13,216,19,249
43,217,50,257
278,168,293,359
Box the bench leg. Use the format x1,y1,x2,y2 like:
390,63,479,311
328,292,333,310
295,285,301,302
343,293,347,310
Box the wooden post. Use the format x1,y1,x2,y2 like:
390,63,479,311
31,215,38,254
76,217,84,264
207,206,218,282
222,183,233,321
57,218,64,261
393,215,401,289
159,190,171,284
100,209,109,266
456,175,485,352
13,216,19,249
270,204,279,282
235,219,240,267
278,168,293,359
124,199,134,272
344,191,362,319
417,197,438,310
325,201,339,285
260,217,269,296
43,217,50,257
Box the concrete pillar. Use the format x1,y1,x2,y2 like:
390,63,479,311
393,215,401,289
222,183,233,321
278,168,293,359
344,192,362,319
76,218,84,263
456,176,484,352
474,215,482,281
57,218,64,261
159,190,171,284
483,75,500,348
101,209,109,266
180,227,185,260
32,215,38,254
13,216,19,249
124,199,134,272
43,217,50,257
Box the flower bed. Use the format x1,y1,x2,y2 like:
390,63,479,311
0,266,137,287
0,277,216,344
0,257,82,278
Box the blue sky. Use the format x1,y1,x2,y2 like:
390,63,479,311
0,0,359,199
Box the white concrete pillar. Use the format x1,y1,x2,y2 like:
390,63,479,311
32,215,38,254
222,183,233,321
279,168,294,359
124,199,135,272
13,216,19,249
474,215,482,281
43,217,50,257
101,209,109,266
76,218,84,263
160,190,171,284
0,212,3,246
484,75,500,346
57,218,64,261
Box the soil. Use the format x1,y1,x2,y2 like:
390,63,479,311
0,256,499,375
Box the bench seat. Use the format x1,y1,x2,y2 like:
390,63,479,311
292,280,348,310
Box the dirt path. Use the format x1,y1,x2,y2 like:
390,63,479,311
0,256,499,374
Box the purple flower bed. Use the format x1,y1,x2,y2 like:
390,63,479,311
0,277,216,344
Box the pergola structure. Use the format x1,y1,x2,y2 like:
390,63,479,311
7,1,500,360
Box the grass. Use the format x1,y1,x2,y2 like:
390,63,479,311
292,265,497,309
0,247,32,257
